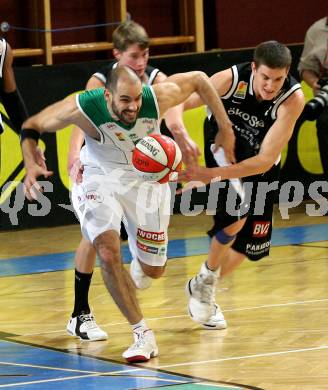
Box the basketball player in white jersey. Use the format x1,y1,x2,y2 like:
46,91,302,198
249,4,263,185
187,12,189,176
66,21,200,342
21,66,233,362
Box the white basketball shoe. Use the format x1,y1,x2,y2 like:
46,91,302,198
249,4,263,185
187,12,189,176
130,258,152,289
186,263,227,329
122,329,158,362
66,312,108,341
202,304,227,330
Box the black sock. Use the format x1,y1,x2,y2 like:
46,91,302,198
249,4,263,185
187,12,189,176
72,269,93,317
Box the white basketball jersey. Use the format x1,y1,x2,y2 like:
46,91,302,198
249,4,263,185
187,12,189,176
77,86,160,173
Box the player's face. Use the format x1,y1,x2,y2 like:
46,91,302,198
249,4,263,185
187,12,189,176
252,63,289,101
110,80,142,125
114,43,149,78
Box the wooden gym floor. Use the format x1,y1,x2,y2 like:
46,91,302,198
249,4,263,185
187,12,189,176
1,204,328,389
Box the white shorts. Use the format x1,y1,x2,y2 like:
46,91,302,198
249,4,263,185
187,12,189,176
71,167,171,266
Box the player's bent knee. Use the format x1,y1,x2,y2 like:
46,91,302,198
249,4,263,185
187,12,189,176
139,261,166,279
148,266,165,279
95,243,121,265
215,229,236,245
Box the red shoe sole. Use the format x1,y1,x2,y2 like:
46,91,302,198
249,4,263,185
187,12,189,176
125,355,149,363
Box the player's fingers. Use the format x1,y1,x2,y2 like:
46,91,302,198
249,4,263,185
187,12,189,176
176,180,206,194
43,170,54,178
76,169,83,184
227,147,236,164
23,179,39,201
177,170,189,181
23,183,33,201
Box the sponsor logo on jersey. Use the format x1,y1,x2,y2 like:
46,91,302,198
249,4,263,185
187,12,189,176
146,127,155,134
106,123,116,130
246,240,271,255
77,194,85,203
233,81,248,99
139,138,160,156
252,221,270,237
159,246,166,255
137,228,166,244
128,133,142,145
85,190,104,203
115,132,125,141
227,107,265,128
141,119,156,134
142,119,154,125
137,241,159,254
129,133,139,140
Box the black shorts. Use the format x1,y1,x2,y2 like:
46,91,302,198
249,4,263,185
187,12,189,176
204,117,280,261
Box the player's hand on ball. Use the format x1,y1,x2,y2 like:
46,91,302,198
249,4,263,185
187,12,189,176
173,133,200,169
132,134,182,183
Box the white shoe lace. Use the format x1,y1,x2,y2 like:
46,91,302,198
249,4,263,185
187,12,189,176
78,313,98,330
131,332,147,349
194,274,216,305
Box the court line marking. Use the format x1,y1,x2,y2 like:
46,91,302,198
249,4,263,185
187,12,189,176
156,345,328,369
0,374,187,388
0,360,140,374
0,361,188,388
16,297,328,337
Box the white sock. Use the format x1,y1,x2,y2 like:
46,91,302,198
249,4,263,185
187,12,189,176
202,261,221,278
131,319,148,333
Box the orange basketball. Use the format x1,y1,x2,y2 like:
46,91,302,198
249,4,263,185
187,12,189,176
132,134,182,183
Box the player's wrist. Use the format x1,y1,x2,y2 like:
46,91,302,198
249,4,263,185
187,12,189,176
20,128,40,144
168,124,187,137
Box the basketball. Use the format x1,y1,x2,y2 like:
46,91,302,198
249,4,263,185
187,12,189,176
132,134,182,183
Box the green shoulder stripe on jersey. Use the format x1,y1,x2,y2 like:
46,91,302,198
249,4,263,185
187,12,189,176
139,85,159,119
78,88,113,127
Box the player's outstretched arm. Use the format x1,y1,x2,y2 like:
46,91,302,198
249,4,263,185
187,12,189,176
165,104,201,169
152,70,200,168
21,95,83,199
155,71,235,163
179,89,305,184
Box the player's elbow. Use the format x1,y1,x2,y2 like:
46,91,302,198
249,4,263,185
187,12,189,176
193,71,209,86
22,117,43,134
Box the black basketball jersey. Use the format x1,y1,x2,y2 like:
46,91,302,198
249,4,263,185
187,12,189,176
211,62,301,160
93,61,160,86
205,63,302,260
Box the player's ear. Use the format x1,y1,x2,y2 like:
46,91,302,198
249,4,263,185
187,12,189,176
104,88,112,101
251,62,257,72
113,48,121,60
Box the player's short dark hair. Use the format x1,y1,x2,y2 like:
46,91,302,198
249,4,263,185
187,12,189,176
106,65,141,91
113,20,149,51
254,41,292,69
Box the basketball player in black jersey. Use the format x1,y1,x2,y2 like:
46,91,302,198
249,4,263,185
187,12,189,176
179,41,305,329
66,21,200,341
